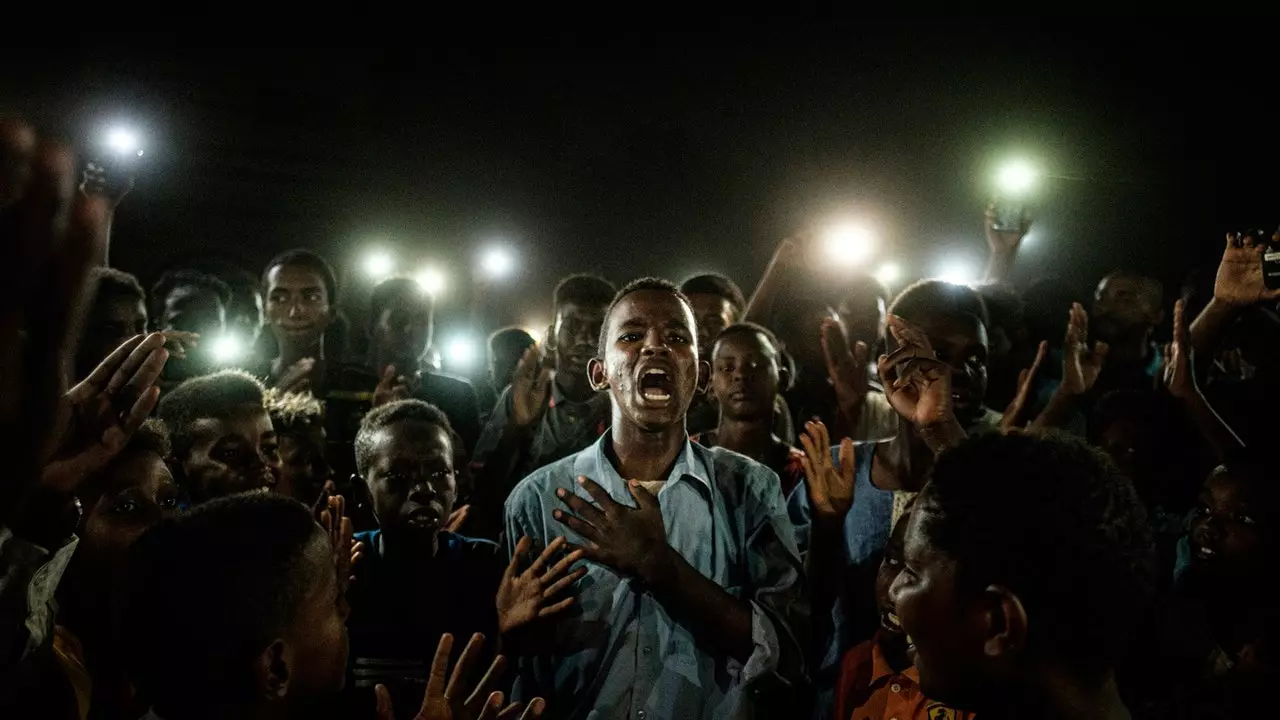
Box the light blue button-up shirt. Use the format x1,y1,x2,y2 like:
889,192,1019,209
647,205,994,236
504,434,809,720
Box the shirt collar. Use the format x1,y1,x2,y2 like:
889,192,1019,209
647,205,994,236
575,432,713,495
870,630,919,686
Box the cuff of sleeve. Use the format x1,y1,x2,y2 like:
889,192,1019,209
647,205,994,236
740,599,781,684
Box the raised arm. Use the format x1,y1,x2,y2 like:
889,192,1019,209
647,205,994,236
1190,231,1280,367
1161,299,1244,461
744,236,803,322
982,200,1031,283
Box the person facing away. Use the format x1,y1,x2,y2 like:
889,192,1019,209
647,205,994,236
346,399,506,717
264,388,334,504
889,430,1156,720
503,277,807,720
150,268,232,381
487,326,537,405
74,268,148,382
834,512,972,720
472,274,615,493
695,322,805,499
157,369,281,505
120,493,350,720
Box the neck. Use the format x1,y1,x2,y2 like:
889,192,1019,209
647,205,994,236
278,337,324,366
608,416,687,483
714,415,775,462
556,368,594,402
991,670,1129,720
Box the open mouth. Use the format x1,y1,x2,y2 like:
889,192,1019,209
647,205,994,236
639,367,675,403
406,508,441,529
881,610,904,634
1193,544,1217,562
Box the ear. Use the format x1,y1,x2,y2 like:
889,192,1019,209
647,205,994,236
696,359,711,395
254,638,291,701
588,357,609,391
982,584,1029,661
777,361,792,393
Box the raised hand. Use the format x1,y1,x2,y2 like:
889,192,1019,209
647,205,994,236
553,476,669,584
498,536,586,634
374,633,545,720
1060,303,1108,396
374,364,413,407
444,504,471,533
41,333,169,494
275,357,316,393
984,199,1032,253
318,494,360,592
510,345,553,429
1213,231,1280,307
798,420,855,521
1161,298,1198,401
1001,340,1048,432
821,318,870,426
876,315,955,429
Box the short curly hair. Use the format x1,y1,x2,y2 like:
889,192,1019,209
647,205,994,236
553,274,616,313
713,322,783,362
264,389,324,437
263,249,339,305
597,277,694,357
158,370,268,462
354,399,455,478
87,267,146,307
889,279,990,330
918,430,1156,678
679,273,746,319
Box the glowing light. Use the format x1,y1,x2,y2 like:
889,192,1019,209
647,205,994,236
822,224,875,267
105,127,142,156
444,335,478,369
211,334,244,364
874,262,902,286
524,325,545,344
363,251,394,280
997,160,1037,196
415,266,447,296
936,259,978,286
479,247,515,279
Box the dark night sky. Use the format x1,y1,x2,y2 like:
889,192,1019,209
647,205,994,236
3,24,1275,365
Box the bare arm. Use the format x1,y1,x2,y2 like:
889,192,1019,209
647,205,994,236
1162,299,1245,461
1189,232,1280,365
982,201,1031,284
744,238,800,322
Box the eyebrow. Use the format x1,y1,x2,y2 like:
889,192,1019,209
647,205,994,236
619,318,692,332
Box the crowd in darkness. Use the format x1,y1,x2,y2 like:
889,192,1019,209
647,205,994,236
3,116,1279,720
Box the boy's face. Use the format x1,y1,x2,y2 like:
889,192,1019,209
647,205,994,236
553,301,606,381
916,313,989,422
81,450,180,571
281,530,350,696
372,298,431,366
182,404,280,504
160,283,227,337
685,292,738,363
229,286,265,344
276,426,333,504
591,289,704,432
265,264,331,351
1092,275,1161,342
363,421,457,552
1189,469,1271,581
876,514,910,642
81,295,148,373
711,331,780,422
890,501,995,709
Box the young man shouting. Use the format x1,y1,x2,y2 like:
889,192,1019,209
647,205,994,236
504,278,807,720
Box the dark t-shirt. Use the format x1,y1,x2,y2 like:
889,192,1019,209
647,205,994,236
346,530,506,718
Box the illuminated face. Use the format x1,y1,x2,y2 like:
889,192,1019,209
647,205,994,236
554,301,606,380
276,426,333,504
265,264,331,352
710,330,780,422
916,313,989,423
181,404,280,504
363,420,457,555
372,294,432,367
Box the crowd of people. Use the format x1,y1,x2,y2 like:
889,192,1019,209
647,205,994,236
1,117,1277,720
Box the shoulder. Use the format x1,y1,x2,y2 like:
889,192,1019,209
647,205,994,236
505,450,581,510
703,444,784,501
441,531,502,561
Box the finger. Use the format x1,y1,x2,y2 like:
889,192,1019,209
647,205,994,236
556,486,607,526
538,595,578,617
374,684,393,720
519,698,547,720
1173,298,1188,346
798,429,822,466
528,535,566,577
464,657,509,716
876,353,898,390
838,438,855,483
119,385,161,437
1094,341,1110,364
627,479,659,511
122,347,169,399
553,509,600,540
814,420,831,456
475,692,503,720
445,504,471,532
104,332,167,395
542,566,587,598
446,632,487,703
506,535,532,579
575,476,621,515
852,340,869,367
424,633,454,707
543,546,585,579
886,314,932,352
798,454,815,487
497,700,530,720
77,334,145,391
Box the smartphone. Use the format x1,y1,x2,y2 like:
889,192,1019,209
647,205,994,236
1261,227,1280,291
990,200,1028,233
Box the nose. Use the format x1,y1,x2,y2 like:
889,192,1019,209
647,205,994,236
887,570,907,610
287,301,303,319
641,329,672,356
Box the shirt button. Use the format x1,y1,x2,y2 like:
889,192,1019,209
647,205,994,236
890,682,902,693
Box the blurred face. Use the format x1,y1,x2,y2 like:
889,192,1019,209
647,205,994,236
686,292,738,363
181,404,280,504
80,295,148,374
283,531,350,695
838,294,886,350
160,284,227,337
917,314,988,422
363,421,457,555
265,264,331,352
553,301,606,380
877,514,910,641
592,289,702,433
229,286,265,343
890,501,993,708
1188,469,1272,582
79,451,180,573
372,296,432,367
711,331,780,422
276,427,333,504
1093,275,1161,342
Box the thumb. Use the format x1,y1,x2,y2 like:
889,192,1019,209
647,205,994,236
852,340,869,367
838,438,855,483
382,364,396,382
374,684,392,720
1016,368,1029,390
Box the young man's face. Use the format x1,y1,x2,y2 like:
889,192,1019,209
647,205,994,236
81,450,180,571
363,420,457,553
265,264,332,352
80,295,148,375
592,289,703,432
371,298,431,368
876,514,911,644
711,331,780,423
229,286,265,344
916,313,989,422
276,426,333,504
685,292,738,363
181,404,280,504
281,529,350,696
1189,469,1271,581
160,283,227,337
1092,275,1161,343
890,501,995,709
553,301,606,381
